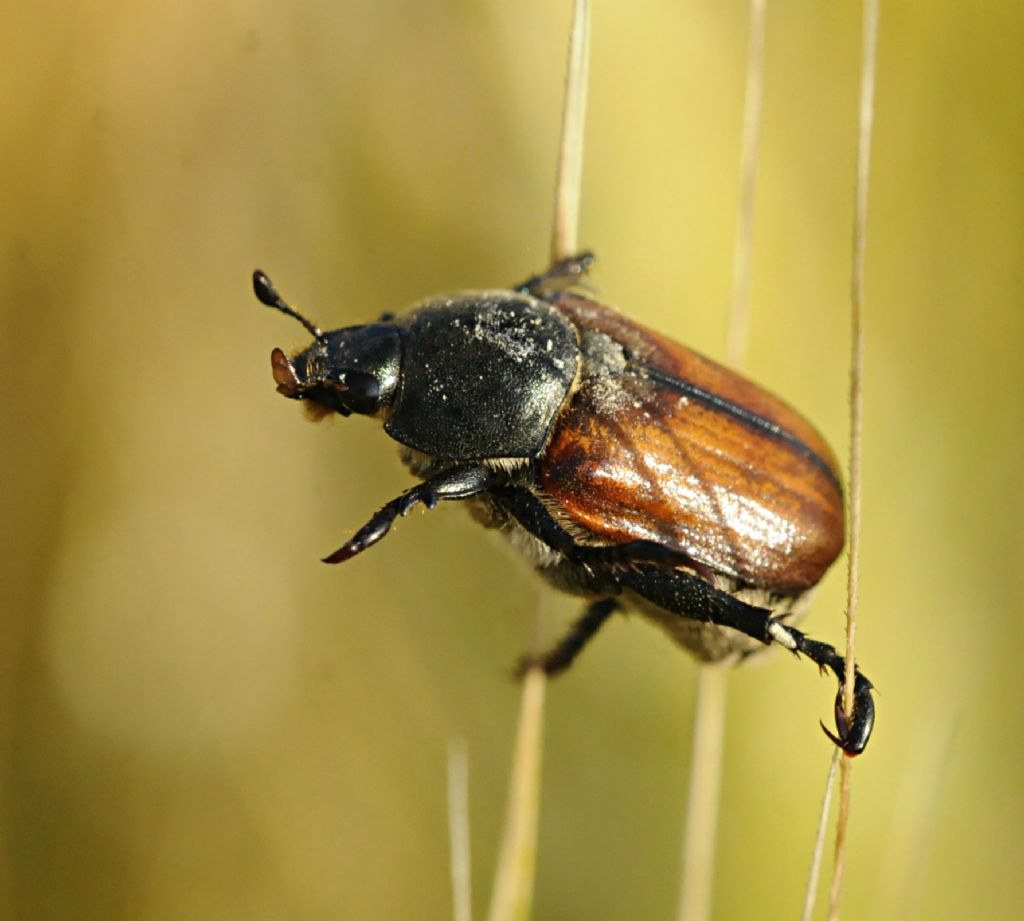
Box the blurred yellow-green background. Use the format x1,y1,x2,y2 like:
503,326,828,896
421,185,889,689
3,2,1022,919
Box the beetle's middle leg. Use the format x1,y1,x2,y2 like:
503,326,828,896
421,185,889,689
514,251,595,296
323,465,491,564
515,598,621,678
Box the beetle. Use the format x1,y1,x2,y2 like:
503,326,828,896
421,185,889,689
253,251,875,754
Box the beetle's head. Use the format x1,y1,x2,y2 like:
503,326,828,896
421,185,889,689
254,270,401,420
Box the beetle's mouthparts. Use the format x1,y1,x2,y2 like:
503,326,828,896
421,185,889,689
270,347,301,396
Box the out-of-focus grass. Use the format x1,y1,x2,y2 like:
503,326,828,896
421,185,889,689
2,2,1022,920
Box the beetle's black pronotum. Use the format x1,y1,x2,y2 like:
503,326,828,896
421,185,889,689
253,252,875,754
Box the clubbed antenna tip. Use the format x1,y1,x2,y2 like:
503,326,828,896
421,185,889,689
251,269,324,340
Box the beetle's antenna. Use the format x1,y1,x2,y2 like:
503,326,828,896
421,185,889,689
550,0,590,262
252,270,324,341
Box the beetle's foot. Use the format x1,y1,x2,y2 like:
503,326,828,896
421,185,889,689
547,251,595,279
513,647,581,680
512,653,545,680
766,618,876,755
321,487,427,563
515,251,595,295
820,669,875,756
322,517,390,564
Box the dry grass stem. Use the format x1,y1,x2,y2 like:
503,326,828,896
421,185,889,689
550,0,591,262
485,668,547,921
827,1,880,917
677,5,767,919
448,738,473,921
828,759,854,919
486,4,592,917
677,666,727,921
800,748,841,921
726,0,767,370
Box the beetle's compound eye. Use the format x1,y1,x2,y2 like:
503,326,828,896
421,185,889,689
333,370,382,415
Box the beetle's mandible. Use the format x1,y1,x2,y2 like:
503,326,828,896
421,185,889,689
253,252,875,754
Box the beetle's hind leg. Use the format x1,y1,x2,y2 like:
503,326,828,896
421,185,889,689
489,484,875,752
614,566,876,755
515,598,621,678
764,620,876,755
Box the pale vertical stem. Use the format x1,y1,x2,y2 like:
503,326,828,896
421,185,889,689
841,0,878,722
799,749,841,921
448,738,473,921
827,1,880,918
677,666,727,921
485,668,546,921
483,4,592,916
550,0,591,262
678,5,767,921
485,4,592,916
726,0,767,370
827,759,854,920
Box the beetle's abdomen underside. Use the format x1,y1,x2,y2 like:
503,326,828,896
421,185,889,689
540,294,844,592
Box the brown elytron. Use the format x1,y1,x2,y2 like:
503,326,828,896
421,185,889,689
541,292,844,592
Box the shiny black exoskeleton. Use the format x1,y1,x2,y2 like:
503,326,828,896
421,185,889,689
253,254,875,754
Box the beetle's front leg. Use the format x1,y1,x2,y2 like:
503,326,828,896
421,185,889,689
322,466,492,564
